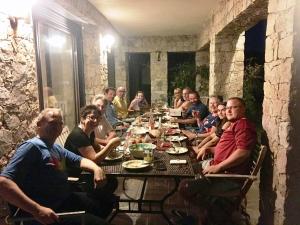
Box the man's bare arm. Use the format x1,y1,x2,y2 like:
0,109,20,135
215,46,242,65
0,177,58,224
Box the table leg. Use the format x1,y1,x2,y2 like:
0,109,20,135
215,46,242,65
160,177,180,225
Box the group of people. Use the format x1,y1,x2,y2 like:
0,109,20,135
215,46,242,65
103,87,149,127
170,86,257,218
0,84,257,224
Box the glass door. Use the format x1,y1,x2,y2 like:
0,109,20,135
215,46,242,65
33,4,85,129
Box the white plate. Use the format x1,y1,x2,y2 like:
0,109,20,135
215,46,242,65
166,136,187,142
122,118,135,123
122,160,150,170
163,123,179,129
105,152,124,161
166,147,188,155
132,127,149,135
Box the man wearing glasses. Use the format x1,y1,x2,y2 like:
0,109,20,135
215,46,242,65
0,108,110,225
64,105,120,219
179,97,257,203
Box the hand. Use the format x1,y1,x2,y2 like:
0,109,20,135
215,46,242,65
33,205,58,225
196,147,207,160
93,167,107,189
203,164,222,174
192,110,200,118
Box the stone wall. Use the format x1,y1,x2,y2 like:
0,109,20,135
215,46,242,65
198,0,268,49
115,35,198,101
261,0,299,224
0,17,38,168
209,32,245,99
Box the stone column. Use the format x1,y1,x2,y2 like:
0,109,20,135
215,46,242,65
209,32,245,99
150,51,168,103
195,50,209,97
261,1,299,224
82,26,108,103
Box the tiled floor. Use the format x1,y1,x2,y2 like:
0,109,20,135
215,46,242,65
110,177,260,225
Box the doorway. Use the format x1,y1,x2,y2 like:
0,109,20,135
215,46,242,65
167,52,196,104
244,19,266,134
127,53,151,103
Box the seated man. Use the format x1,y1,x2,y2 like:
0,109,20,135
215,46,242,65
182,95,221,140
0,108,110,225
64,105,120,218
92,94,117,146
179,97,256,203
113,86,128,119
174,91,209,128
103,87,122,128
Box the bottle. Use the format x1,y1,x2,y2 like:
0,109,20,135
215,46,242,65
149,114,155,130
158,117,162,129
143,132,152,143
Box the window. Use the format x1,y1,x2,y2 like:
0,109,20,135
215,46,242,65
33,4,85,129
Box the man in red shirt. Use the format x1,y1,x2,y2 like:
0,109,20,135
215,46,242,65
179,97,257,200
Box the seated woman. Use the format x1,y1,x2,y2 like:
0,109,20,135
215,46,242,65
92,94,117,146
64,105,121,218
128,91,149,112
194,102,231,162
173,88,184,108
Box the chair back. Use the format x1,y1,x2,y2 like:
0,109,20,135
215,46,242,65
240,145,267,197
55,126,70,146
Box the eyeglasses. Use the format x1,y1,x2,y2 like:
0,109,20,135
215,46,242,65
86,115,100,121
225,105,240,110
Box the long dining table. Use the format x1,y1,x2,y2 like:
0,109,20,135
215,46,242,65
99,148,196,225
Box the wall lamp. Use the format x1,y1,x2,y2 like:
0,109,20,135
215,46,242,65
1,0,37,36
157,51,161,61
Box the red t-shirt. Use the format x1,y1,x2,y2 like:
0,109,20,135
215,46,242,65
212,118,257,174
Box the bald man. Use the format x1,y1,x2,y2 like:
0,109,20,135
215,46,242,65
113,86,128,119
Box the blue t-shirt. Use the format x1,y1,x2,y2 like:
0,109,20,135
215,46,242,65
105,103,120,127
197,113,220,133
186,102,209,120
0,137,82,209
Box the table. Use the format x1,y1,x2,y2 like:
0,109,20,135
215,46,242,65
100,150,196,225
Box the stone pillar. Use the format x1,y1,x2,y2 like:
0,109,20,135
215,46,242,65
150,51,168,103
83,26,109,103
261,1,299,225
195,50,209,97
209,32,245,99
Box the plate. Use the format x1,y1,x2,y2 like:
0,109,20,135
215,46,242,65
163,123,179,129
166,136,187,142
122,160,150,170
105,152,124,161
122,118,135,123
166,147,188,155
132,127,149,135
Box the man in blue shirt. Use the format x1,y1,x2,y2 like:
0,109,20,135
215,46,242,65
103,87,122,128
0,108,110,225
174,91,209,128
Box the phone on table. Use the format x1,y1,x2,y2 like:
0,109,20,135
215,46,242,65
155,161,167,171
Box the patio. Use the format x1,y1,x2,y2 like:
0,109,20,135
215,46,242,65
1,0,300,225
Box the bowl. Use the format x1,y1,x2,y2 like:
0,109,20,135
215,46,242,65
129,143,156,159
